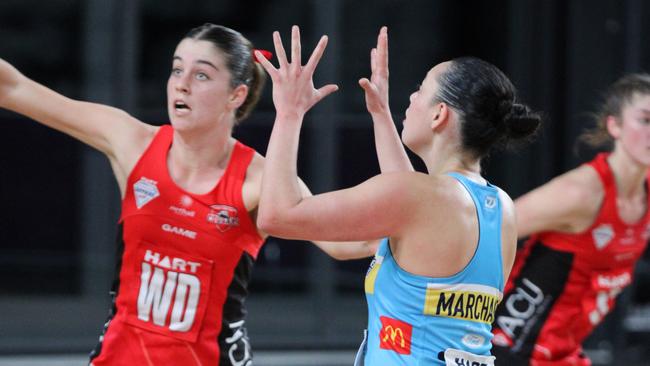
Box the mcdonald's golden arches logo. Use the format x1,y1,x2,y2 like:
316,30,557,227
379,316,412,355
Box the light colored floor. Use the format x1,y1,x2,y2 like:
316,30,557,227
0,350,358,366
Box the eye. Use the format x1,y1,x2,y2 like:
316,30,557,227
171,67,182,76
195,72,209,81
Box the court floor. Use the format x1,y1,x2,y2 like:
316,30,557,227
0,350,357,366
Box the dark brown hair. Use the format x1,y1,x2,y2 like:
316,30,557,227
184,23,266,122
434,57,541,158
579,73,650,149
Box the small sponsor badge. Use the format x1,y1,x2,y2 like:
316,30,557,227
443,348,495,366
592,224,614,250
379,316,412,355
133,177,160,209
207,204,240,232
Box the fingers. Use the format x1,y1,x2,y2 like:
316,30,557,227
316,84,339,102
291,25,301,66
359,78,371,90
273,31,289,69
370,48,377,75
255,50,277,77
377,26,388,75
305,35,328,75
358,78,378,95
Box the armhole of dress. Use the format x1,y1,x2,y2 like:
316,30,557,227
119,125,168,221
231,142,265,246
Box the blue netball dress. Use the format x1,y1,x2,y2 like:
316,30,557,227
356,173,503,365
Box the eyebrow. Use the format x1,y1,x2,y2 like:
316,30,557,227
173,56,219,71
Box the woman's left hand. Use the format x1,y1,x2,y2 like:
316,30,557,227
255,25,338,121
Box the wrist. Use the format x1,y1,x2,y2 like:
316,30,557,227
275,110,305,123
370,109,393,122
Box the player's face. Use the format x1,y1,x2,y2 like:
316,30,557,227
613,93,650,167
402,62,448,153
167,39,239,132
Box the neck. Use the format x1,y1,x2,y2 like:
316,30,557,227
608,148,647,198
421,136,483,178
169,121,234,173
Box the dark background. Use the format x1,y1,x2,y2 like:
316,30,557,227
0,0,649,364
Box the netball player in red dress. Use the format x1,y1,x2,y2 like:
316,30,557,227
0,23,376,366
492,74,650,365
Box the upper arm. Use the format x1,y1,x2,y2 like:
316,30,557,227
497,189,517,281
515,167,602,238
259,172,422,242
2,63,147,159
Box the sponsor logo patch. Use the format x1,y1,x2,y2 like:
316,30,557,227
424,284,501,324
379,316,412,355
592,224,614,250
134,177,160,209
207,204,240,232
462,333,486,349
169,206,196,217
364,254,383,295
161,223,197,239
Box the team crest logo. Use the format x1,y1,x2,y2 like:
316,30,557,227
134,177,160,209
484,195,497,209
379,316,412,355
207,205,240,232
592,224,614,250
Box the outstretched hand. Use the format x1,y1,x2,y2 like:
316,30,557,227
255,25,338,121
359,26,390,116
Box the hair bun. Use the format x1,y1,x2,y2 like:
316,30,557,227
502,103,541,139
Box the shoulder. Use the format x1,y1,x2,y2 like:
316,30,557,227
367,172,476,216
240,144,265,211
243,146,265,181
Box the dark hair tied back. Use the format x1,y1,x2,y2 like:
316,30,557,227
502,103,542,139
435,57,541,157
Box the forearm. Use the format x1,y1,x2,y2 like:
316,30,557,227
371,111,413,173
258,113,305,231
0,58,22,108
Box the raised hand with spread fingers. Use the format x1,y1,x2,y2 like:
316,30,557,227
255,25,338,122
359,27,414,173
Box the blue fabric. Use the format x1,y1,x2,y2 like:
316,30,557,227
360,173,504,365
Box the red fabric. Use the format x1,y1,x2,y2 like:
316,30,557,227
496,153,650,363
92,125,264,365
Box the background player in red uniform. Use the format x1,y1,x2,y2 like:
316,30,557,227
0,23,375,366
491,74,650,365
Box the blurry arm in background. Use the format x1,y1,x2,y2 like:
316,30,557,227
515,165,603,239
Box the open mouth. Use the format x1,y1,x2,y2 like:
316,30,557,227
174,101,190,111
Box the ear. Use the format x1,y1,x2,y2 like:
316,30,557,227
605,115,621,139
430,102,449,131
228,84,249,110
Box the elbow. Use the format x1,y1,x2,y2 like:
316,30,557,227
256,208,285,237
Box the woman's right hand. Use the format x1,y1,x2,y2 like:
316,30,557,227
359,27,391,117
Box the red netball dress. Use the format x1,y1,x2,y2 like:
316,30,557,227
492,153,650,365
90,125,264,366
